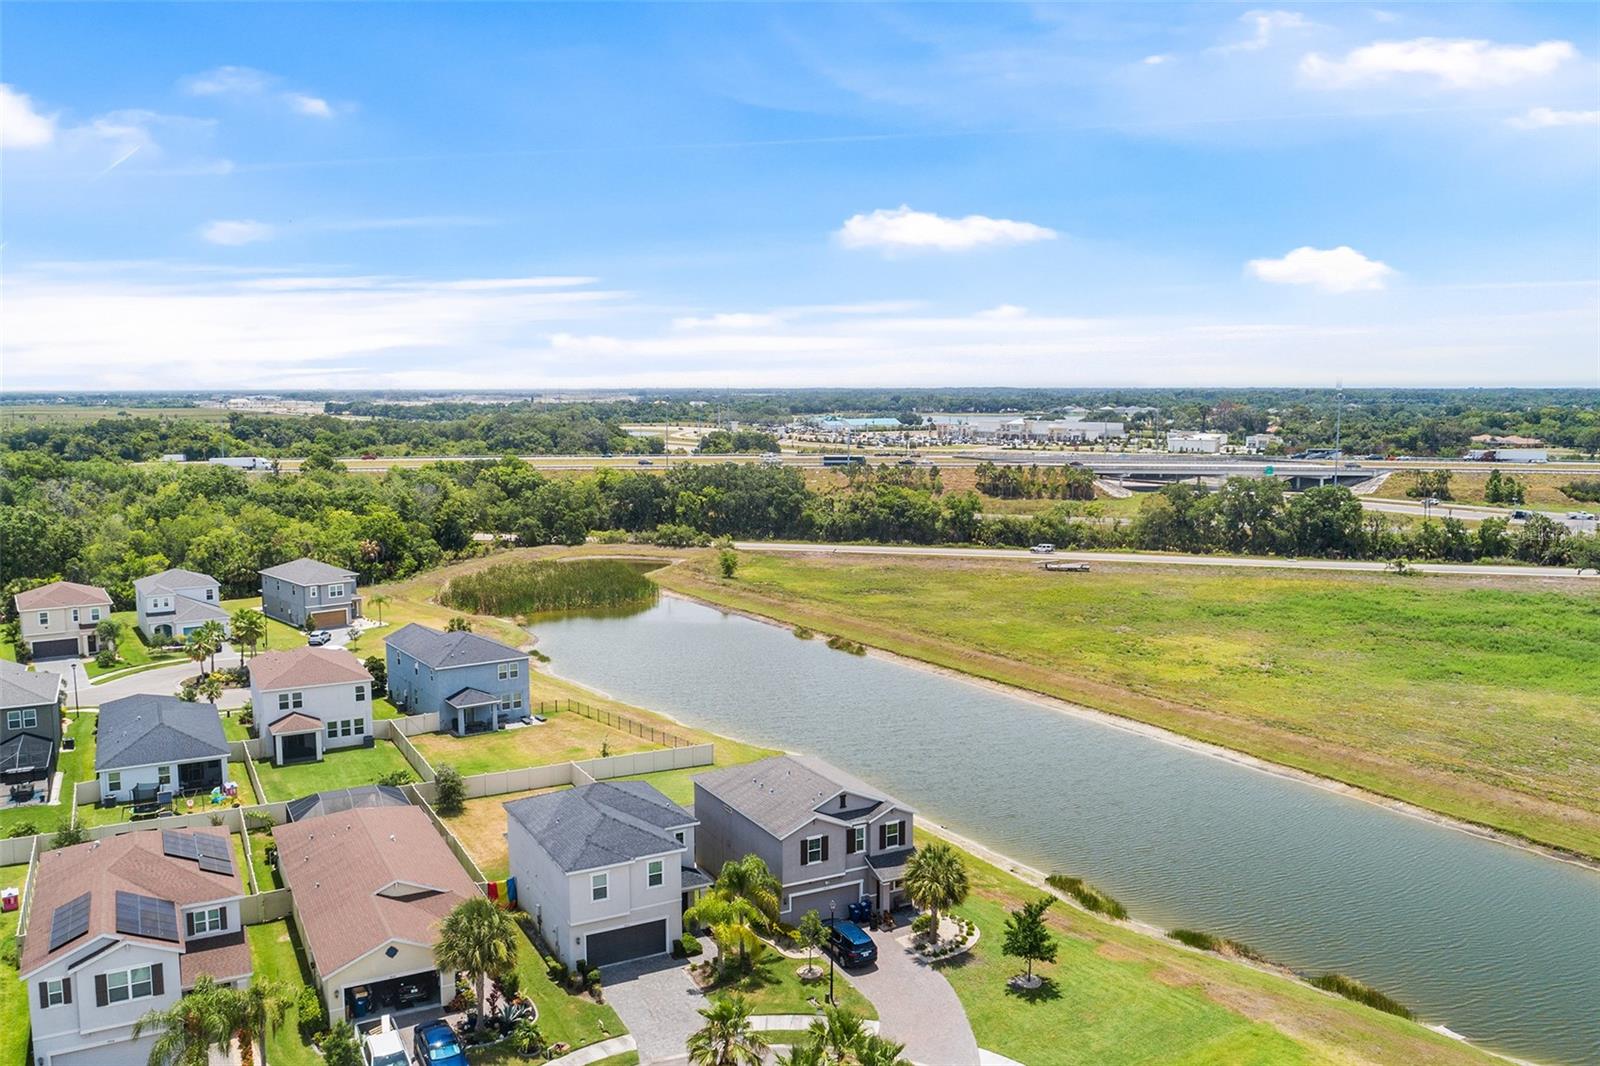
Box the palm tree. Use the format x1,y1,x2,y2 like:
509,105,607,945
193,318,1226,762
230,608,266,665
686,994,768,1066
853,1034,910,1066
216,976,291,1066
684,893,764,975
434,897,521,1033
369,594,389,624
193,620,227,674
133,976,231,1066
903,841,969,939
807,1006,867,1064
184,633,210,679
197,672,225,705
775,1041,827,1066
711,854,781,930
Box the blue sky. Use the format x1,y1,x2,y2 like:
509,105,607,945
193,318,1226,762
3,2,1597,390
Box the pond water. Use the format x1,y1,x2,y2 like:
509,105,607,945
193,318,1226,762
534,595,1600,1064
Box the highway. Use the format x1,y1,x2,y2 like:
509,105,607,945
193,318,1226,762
1358,497,1598,533
730,541,1597,579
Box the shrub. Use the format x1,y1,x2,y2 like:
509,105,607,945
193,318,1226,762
1312,973,1413,1019
498,970,521,1001
793,626,814,640
547,958,567,984
433,765,466,816
94,646,117,669
825,635,867,655
6,821,38,838
718,548,739,578
48,820,86,850
1561,478,1600,503
442,559,658,615
377,770,413,787
297,984,328,1036
364,655,388,697
1046,873,1128,920
911,913,935,937
644,523,710,548
1169,928,1220,951
674,933,703,958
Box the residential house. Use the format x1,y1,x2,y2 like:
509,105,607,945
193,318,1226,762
273,805,478,1024
0,659,63,799
693,755,916,921
95,695,233,805
505,781,710,968
133,568,230,643
21,826,250,1066
14,582,114,660
248,646,373,765
384,623,530,734
258,558,361,628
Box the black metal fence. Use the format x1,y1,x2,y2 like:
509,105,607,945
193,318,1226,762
534,698,693,748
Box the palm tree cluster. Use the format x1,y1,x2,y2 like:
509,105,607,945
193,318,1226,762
230,607,267,663
184,620,228,678
434,896,523,1033
133,975,291,1066
685,854,781,975
903,841,970,940
687,997,908,1066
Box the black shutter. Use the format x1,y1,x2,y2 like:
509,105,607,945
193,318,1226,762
38,982,47,1009
878,823,886,849
896,820,905,845
63,978,71,1005
94,974,108,1006
150,963,164,996
821,835,829,862
218,908,228,931
186,912,196,937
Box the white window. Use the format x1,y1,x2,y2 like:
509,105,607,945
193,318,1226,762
43,978,68,1006
498,662,520,680
512,694,523,709
308,586,318,601
191,907,225,934
590,873,608,902
37,612,49,628
6,709,37,730
158,766,172,788
71,609,79,624
326,722,337,739
352,718,365,736
848,825,866,855
204,588,215,601
90,607,102,622
647,859,664,888
105,965,154,1004
882,821,905,848
500,695,512,710
290,692,303,709
802,836,825,866
107,772,122,793
355,685,366,702
674,830,685,845
329,585,343,598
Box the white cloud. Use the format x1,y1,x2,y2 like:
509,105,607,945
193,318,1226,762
1216,10,1312,54
1300,38,1576,89
183,66,274,97
837,205,1057,252
672,312,784,330
1,83,56,148
1508,106,1600,129
1248,246,1395,293
285,93,334,119
202,220,276,246
1141,54,1171,66
977,304,1028,320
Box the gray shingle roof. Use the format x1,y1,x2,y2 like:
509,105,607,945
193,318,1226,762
0,660,62,710
96,695,228,772
445,687,499,709
162,597,231,627
132,569,220,596
258,558,357,585
387,623,524,670
285,785,411,823
505,782,692,874
692,755,911,839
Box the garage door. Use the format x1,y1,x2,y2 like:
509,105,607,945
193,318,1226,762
586,919,667,967
30,637,79,659
783,882,867,924
310,608,348,627
58,1035,158,1066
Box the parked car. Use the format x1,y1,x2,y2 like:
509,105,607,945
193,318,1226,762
827,919,878,967
307,630,333,646
361,1016,411,1066
1030,543,1056,554
413,1021,468,1066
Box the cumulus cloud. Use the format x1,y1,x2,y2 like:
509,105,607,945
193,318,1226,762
1,83,56,148
1508,106,1600,129
1216,10,1312,54
837,205,1057,252
1247,246,1395,292
1300,37,1576,89
202,220,275,246
285,93,334,119
182,66,343,117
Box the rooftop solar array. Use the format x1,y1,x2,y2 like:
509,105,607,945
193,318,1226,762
162,830,198,860
114,890,180,942
160,829,234,875
48,892,91,952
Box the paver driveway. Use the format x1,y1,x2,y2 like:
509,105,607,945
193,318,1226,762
599,954,708,1064
848,926,979,1065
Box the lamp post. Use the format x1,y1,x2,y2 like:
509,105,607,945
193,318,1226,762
69,662,82,719
828,901,836,1006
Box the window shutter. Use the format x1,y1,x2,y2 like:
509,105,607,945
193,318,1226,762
94,974,108,1007
63,979,72,1005
878,823,886,849
218,908,228,931
186,912,196,937
151,964,165,996
37,982,47,1009
821,835,829,862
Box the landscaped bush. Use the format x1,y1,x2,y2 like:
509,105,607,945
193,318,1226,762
1311,972,1413,1019
377,770,413,787
296,984,327,1038
911,913,935,938
433,765,466,816
6,822,38,838
441,558,659,615
1046,873,1129,919
674,933,704,958
94,646,117,669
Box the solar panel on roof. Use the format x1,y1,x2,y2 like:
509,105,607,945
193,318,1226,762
194,834,230,861
197,852,234,875
162,830,199,859
114,890,180,942
48,892,91,951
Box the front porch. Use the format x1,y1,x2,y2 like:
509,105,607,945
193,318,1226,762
268,712,324,765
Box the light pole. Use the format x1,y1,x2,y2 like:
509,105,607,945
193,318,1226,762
828,901,837,1006
69,662,82,719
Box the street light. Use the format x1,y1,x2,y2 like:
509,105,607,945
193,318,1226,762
69,662,82,719
828,901,836,1006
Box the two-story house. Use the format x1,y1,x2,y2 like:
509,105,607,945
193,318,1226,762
14,581,114,660
273,804,478,1024
95,695,233,805
384,623,530,734
21,827,251,1066
132,568,230,643
258,558,360,629
248,646,373,765
505,781,711,968
693,755,916,921
0,659,63,801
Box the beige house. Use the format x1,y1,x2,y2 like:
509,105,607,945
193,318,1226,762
15,582,114,660
248,647,374,765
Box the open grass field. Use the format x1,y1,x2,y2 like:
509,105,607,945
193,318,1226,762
247,827,279,890
252,741,414,801
411,709,660,775
939,835,1497,1065
1373,470,1588,508
505,921,628,1053
0,404,233,427
655,552,1600,858
246,920,322,1066
1,863,30,1066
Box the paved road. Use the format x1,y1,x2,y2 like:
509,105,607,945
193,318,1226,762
849,926,980,1065
731,541,1596,579
1359,497,1598,533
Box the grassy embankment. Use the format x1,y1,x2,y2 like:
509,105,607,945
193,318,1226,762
655,552,1600,858
1373,470,1589,508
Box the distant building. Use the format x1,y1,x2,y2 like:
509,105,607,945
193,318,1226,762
1245,433,1281,454
1166,431,1228,454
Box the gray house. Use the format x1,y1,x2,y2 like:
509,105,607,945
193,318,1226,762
258,558,360,628
385,623,530,734
0,659,63,798
693,755,916,920
134,568,230,642
95,695,233,805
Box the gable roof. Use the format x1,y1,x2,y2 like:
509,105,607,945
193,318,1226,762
249,646,372,691
258,558,357,585
96,695,228,772
20,826,244,976
0,659,62,710
692,754,912,839
271,806,477,975
133,568,220,596
504,781,691,874
387,623,525,670
14,581,113,611
285,784,411,823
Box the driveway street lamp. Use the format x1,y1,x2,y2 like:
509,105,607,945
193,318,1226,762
828,901,836,1006
70,662,82,719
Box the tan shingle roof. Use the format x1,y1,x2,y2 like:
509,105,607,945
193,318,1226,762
272,806,477,976
15,581,113,611
250,646,371,691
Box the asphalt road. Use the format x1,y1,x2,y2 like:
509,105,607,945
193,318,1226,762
1358,497,1598,533
730,541,1597,579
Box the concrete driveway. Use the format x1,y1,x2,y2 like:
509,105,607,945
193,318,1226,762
848,926,979,1066
599,954,708,1064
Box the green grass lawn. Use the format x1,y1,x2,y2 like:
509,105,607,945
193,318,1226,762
247,828,280,890
658,554,1600,858
507,921,627,1054
252,741,414,802
221,597,309,653
246,920,321,1066
82,611,186,677
0,714,95,837
412,711,659,775
230,831,254,892
76,763,258,828
373,695,403,719
1,863,31,1066
700,952,875,1020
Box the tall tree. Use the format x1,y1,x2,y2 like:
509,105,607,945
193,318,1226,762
216,976,291,1066
686,994,768,1066
1001,896,1058,984
434,897,521,1033
230,607,266,664
133,976,231,1066
903,841,969,938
